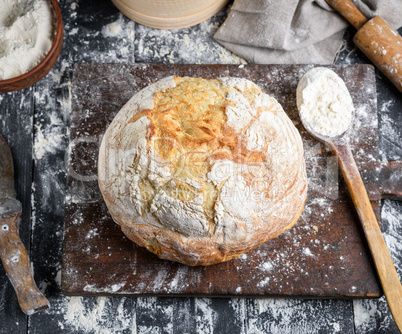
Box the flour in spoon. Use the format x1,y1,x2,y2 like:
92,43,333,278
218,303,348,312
0,0,55,80
296,67,354,137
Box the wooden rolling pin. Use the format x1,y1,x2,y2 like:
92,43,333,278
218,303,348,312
0,212,50,315
326,0,402,92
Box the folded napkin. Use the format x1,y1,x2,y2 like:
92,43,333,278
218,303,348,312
214,0,402,64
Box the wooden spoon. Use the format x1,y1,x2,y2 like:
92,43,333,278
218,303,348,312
297,70,402,332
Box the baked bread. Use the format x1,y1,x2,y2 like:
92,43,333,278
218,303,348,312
98,76,307,266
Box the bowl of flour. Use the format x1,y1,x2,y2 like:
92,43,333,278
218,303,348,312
0,0,63,92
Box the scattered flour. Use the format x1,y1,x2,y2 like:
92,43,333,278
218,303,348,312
102,15,123,37
381,200,402,272
302,248,314,257
34,112,66,160
247,299,348,333
63,297,135,333
354,298,392,333
0,0,55,80
135,14,247,65
195,298,215,333
379,99,401,160
354,200,402,332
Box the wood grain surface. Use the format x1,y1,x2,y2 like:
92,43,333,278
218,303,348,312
380,161,402,200
0,87,34,333
331,137,402,330
62,63,385,297
1,0,401,333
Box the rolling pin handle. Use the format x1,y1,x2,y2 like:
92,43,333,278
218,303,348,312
0,212,50,315
325,0,368,30
354,16,402,93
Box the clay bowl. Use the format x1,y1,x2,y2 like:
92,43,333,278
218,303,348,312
0,0,64,93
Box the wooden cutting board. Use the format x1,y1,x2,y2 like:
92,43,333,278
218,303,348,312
62,63,395,297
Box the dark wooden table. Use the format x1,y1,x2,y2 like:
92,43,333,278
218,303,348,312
1,1,401,333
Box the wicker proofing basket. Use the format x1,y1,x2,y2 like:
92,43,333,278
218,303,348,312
111,0,229,29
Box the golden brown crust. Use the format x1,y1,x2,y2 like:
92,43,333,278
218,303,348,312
98,76,307,266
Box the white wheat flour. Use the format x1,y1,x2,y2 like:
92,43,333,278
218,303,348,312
297,67,354,137
0,0,55,80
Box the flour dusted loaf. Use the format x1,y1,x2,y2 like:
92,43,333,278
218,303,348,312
98,76,307,266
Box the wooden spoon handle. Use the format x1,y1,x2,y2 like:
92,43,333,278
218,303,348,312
0,213,50,315
325,0,368,29
332,138,402,330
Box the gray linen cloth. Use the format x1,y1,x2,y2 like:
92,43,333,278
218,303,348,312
214,0,402,64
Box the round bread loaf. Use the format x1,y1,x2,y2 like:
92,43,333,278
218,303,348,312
98,76,307,266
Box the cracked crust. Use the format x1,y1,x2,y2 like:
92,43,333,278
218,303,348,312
98,76,307,266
